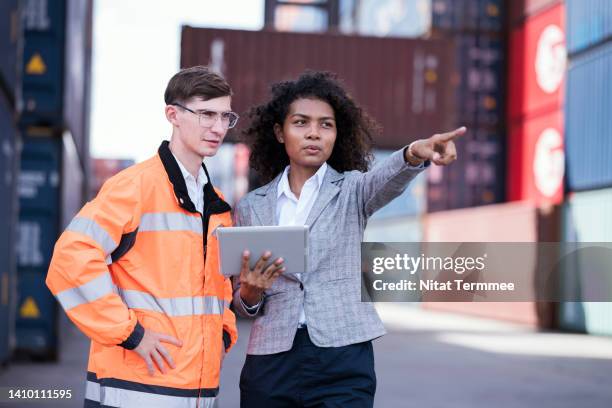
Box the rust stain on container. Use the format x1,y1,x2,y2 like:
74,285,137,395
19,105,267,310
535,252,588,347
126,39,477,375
181,27,456,149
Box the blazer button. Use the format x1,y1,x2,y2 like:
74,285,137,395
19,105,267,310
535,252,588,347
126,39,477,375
299,282,304,291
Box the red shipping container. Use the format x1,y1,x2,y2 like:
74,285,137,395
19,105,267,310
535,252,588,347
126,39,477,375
508,3,566,121
508,110,565,204
508,0,562,27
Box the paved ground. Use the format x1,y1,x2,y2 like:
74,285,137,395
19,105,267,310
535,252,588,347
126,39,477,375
1,305,612,407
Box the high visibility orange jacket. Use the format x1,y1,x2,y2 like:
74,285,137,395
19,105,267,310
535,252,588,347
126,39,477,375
46,141,237,408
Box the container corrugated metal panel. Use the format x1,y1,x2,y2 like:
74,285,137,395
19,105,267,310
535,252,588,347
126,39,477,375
508,3,566,121
16,136,62,359
427,126,505,212
567,0,612,55
0,93,20,365
507,109,564,204
560,189,612,336
180,27,455,150
369,149,426,219
509,0,562,27
0,0,21,104
432,0,505,32
363,216,422,242
422,202,557,328
565,41,612,191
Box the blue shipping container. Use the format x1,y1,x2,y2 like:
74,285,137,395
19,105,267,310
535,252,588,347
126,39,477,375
20,0,66,125
453,33,505,127
0,93,20,365
565,41,612,192
560,189,612,336
432,0,505,32
15,136,62,359
567,0,612,55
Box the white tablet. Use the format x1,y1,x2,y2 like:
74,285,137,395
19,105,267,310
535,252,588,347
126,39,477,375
216,226,309,277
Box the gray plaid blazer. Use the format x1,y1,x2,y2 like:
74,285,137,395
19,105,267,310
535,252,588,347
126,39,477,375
232,148,426,355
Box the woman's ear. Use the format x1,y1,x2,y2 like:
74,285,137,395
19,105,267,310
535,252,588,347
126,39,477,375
273,123,284,143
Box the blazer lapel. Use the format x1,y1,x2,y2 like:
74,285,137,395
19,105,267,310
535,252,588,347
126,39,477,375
252,173,281,226
305,167,344,228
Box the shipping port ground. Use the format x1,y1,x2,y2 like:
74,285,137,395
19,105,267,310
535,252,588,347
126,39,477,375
1,306,611,407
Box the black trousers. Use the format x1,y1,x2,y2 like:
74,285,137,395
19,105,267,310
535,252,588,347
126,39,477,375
240,327,376,408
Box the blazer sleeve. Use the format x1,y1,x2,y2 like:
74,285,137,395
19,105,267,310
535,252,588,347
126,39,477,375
356,146,429,219
231,199,265,318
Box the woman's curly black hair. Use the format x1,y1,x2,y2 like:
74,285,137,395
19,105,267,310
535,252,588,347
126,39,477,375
242,71,380,184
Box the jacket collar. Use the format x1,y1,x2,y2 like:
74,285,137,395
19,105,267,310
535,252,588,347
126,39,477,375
158,141,231,215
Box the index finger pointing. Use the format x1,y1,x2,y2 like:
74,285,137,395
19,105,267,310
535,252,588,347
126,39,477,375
438,126,467,142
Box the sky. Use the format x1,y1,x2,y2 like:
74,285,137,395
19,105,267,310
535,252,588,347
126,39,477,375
90,0,264,163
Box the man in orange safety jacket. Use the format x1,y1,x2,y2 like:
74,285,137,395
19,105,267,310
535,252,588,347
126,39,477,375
46,66,239,408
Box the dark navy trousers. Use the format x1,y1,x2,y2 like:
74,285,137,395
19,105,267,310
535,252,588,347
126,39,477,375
240,327,376,408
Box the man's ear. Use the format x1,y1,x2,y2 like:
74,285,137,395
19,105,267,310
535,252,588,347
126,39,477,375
165,105,179,126
273,123,284,143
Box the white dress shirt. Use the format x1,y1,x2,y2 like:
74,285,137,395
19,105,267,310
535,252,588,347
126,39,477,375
276,162,328,327
172,153,208,214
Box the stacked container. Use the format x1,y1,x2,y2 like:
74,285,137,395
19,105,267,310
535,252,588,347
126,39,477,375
427,0,507,211
507,0,566,205
0,0,21,366
559,0,612,336
15,0,92,359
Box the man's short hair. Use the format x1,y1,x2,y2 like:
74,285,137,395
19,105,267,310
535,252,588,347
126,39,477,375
164,66,232,104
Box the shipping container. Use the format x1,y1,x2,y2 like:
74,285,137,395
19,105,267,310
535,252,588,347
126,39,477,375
508,0,562,27
15,133,85,359
180,27,456,150
427,126,505,212
20,0,93,164
422,201,558,328
20,0,66,125
0,93,20,366
452,33,505,127
0,0,22,106
432,0,505,32
369,149,427,219
567,0,612,55
508,2,566,121
565,40,612,192
507,109,564,204
560,189,612,336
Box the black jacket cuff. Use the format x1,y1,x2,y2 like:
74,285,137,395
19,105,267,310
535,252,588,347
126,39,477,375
119,321,145,350
222,330,231,351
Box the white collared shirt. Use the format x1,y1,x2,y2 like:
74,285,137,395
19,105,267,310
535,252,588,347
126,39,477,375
276,162,328,327
172,153,208,214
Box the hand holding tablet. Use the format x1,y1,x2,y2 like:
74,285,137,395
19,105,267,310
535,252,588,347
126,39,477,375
216,226,309,278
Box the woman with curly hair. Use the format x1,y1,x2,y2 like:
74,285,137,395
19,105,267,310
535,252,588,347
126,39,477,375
232,71,464,407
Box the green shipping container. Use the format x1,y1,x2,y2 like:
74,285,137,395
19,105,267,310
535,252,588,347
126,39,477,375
561,188,612,336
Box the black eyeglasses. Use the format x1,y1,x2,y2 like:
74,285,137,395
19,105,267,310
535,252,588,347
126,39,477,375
171,103,239,129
